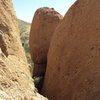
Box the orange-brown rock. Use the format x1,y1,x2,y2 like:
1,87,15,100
0,0,48,100
42,0,100,100
29,7,63,76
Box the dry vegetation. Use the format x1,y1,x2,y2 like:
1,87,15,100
17,19,34,74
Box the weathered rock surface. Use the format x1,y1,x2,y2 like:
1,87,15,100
0,0,48,100
42,0,100,100
29,7,63,76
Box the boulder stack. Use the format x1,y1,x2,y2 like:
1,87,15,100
42,0,100,100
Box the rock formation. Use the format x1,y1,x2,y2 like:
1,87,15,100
29,7,63,77
0,0,47,100
42,0,100,100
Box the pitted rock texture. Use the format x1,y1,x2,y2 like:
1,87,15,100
29,7,63,76
42,0,100,100
0,0,48,100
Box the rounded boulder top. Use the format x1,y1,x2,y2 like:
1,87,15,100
35,7,63,20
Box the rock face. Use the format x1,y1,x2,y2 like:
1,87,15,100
29,7,63,77
0,0,47,100
42,0,100,100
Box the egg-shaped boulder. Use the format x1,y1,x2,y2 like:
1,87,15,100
29,7,63,76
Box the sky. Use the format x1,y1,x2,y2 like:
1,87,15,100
12,0,76,23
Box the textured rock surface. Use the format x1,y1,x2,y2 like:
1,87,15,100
0,0,48,100
42,0,100,100
29,7,63,76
